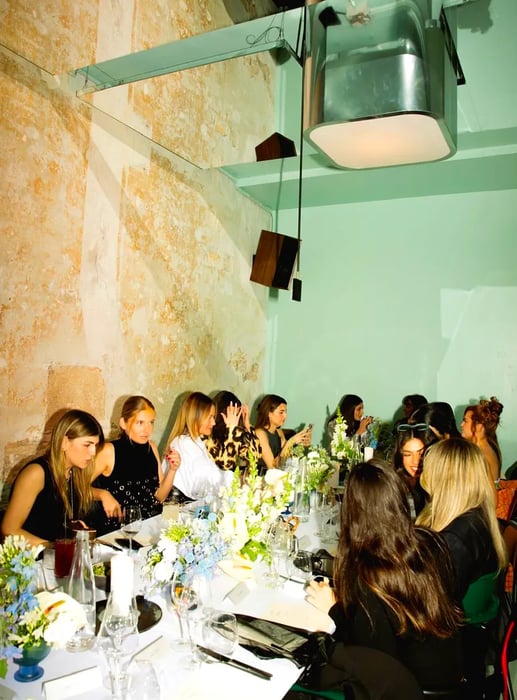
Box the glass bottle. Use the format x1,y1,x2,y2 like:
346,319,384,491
292,457,310,522
66,530,96,651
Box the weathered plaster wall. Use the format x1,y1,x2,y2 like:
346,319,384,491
0,1,274,498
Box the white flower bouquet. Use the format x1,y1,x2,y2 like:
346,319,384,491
302,446,336,492
219,455,293,562
330,408,362,465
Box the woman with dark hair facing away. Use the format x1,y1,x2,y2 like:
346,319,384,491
305,459,463,692
461,397,504,483
92,395,180,534
392,425,427,518
2,409,105,545
402,394,428,419
392,393,428,433
255,394,311,470
203,391,261,472
409,401,461,447
326,394,373,444
163,392,233,500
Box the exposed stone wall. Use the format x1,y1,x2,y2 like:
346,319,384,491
0,0,274,500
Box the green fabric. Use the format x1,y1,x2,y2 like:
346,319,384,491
290,684,344,699
462,571,500,626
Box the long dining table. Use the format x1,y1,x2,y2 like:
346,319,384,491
0,510,337,700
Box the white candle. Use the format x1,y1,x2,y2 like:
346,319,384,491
364,446,374,462
110,553,134,615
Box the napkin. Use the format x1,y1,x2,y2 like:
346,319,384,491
218,555,255,581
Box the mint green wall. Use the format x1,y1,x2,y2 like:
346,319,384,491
266,188,517,469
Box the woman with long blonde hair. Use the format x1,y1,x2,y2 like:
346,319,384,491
2,409,104,545
416,437,507,700
163,392,232,500
417,437,506,596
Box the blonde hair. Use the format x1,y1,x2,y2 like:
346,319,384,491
48,409,104,519
168,392,214,443
417,438,507,570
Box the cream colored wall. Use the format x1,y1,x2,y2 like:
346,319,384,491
0,1,275,496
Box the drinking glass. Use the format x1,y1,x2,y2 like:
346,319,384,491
54,538,75,578
169,577,202,666
288,550,313,584
265,521,292,588
201,610,238,656
122,506,142,553
128,660,161,699
97,592,139,700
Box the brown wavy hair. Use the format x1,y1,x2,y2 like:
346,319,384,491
464,396,503,464
255,394,287,431
334,459,462,637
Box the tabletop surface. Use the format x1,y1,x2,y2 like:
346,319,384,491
0,510,337,700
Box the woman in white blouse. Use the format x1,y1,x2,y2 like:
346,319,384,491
163,392,232,500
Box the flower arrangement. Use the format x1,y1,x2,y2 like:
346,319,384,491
301,446,336,492
0,535,86,678
143,514,230,587
330,408,362,465
218,454,293,562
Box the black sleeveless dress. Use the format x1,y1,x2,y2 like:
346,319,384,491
13,457,80,541
93,433,161,534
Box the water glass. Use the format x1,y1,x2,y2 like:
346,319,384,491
128,660,161,699
202,610,238,656
288,550,313,584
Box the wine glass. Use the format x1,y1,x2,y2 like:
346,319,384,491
169,577,202,666
97,592,139,700
122,506,142,553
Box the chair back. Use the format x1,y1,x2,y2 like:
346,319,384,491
462,570,500,626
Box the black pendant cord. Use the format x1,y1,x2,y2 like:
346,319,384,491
292,2,307,301
65,469,75,535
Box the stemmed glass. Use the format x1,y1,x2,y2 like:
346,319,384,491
169,576,202,666
122,506,142,553
97,592,139,700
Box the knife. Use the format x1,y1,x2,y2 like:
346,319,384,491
95,538,124,551
196,645,272,680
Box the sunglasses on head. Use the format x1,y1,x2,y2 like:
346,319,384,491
397,423,429,433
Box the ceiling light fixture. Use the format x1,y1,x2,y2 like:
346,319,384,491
304,0,462,170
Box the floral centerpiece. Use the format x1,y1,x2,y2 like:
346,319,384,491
329,408,362,466
295,445,336,493
0,535,86,679
143,513,230,588
218,455,293,562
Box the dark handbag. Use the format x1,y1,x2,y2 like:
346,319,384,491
235,613,334,668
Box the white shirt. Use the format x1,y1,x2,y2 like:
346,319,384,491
166,434,231,499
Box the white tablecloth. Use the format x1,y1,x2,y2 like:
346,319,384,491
0,512,335,700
